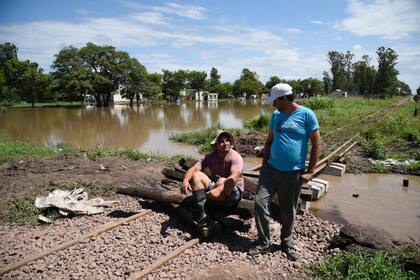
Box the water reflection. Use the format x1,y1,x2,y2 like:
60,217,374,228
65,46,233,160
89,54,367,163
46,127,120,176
0,100,271,156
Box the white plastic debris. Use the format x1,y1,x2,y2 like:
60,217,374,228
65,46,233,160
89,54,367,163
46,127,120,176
35,188,117,215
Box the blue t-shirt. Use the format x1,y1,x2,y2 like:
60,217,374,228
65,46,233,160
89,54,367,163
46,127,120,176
268,106,319,171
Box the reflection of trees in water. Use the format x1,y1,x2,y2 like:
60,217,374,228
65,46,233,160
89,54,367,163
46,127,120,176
1,101,274,150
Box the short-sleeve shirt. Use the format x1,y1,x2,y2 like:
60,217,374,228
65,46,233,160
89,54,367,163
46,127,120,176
194,149,244,191
268,106,319,171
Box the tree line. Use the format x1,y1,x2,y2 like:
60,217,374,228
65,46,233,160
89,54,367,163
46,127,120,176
0,42,414,107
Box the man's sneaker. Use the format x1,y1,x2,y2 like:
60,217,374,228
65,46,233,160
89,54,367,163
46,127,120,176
248,243,271,256
281,246,299,261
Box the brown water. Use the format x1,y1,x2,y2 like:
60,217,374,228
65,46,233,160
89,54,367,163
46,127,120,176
0,100,271,157
311,173,420,241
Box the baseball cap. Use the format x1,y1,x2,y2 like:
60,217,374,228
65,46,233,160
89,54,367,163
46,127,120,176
266,83,293,104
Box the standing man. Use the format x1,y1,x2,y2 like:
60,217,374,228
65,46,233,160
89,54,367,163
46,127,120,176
248,83,321,261
182,130,244,230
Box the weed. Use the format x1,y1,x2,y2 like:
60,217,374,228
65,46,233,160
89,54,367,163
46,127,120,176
105,181,114,191
362,139,387,160
312,251,416,280
86,146,106,161
307,97,335,110
0,197,40,224
245,113,271,131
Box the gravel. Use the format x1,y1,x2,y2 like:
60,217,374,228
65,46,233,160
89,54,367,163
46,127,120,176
1,195,341,279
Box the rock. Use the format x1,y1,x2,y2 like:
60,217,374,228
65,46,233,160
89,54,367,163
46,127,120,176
334,224,394,251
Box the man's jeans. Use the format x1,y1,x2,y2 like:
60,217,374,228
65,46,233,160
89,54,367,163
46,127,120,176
254,163,302,248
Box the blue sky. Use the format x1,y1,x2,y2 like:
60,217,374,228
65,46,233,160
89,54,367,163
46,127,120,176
1,0,419,92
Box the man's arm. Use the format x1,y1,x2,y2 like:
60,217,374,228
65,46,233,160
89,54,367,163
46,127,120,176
301,129,321,183
262,129,274,165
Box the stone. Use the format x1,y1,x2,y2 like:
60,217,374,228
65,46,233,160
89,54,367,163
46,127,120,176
322,162,346,176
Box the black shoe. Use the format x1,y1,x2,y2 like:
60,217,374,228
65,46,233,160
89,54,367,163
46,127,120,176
248,243,271,256
281,246,299,261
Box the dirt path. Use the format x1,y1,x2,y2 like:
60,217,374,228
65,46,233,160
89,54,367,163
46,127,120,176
0,156,341,279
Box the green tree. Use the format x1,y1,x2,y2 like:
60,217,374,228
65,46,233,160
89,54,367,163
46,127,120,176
208,67,221,92
322,71,333,95
265,76,281,92
352,55,376,97
119,56,148,106
51,46,92,103
211,82,232,98
146,73,162,100
187,70,207,91
328,51,348,91
374,46,399,97
232,68,263,97
301,78,324,97
162,69,187,100
4,59,46,107
0,42,18,68
396,81,411,96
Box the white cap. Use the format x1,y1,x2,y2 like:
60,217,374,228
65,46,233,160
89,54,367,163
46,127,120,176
266,83,293,104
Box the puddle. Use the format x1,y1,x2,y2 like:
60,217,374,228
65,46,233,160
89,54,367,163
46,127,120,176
311,173,420,241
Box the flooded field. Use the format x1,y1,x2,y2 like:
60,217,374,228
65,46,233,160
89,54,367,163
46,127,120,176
0,100,271,157
311,173,420,241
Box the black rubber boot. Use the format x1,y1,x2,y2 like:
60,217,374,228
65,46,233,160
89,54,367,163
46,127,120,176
192,189,208,226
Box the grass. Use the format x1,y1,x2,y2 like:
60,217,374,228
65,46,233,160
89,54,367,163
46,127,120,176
0,132,186,164
0,133,75,164
245,113,271,132
1,101,85,108
311,251,417,280
170,124,242,153
0,197,41,224
307,97,336,110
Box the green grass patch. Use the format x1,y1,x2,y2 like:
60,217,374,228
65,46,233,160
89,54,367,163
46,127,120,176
245,113,271,132
0,197,41,224
312,251,416,280
0,134,74,164
307,97,336,110
170,124,242,153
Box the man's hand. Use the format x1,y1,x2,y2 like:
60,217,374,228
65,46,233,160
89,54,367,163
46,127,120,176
300,171,313,184
181,180,192,194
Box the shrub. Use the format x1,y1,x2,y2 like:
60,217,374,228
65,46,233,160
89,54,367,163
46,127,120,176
313,251,416,280
245,113,271,131
0,197,40,224
362,139,387,160
307,97,335,110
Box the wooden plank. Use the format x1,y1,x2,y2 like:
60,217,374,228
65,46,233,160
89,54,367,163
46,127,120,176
128,238,200,280
0,210,152,275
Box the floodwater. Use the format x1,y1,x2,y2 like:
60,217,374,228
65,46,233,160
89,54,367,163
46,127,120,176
0,100,271,157
311,173,420,241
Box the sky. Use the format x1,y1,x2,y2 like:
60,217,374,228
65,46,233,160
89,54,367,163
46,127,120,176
1,0,419,92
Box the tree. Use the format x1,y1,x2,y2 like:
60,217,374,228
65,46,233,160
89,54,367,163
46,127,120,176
374,46,399,97
265,76,281,92
208,67,221,92
240,68,259,81
396,81,411,96
51,46,92,103
322,71,333,95
162,69,187,100
328,51,348,91
352,55,376,97
232,68,263,97
301,78,324,97
187,70,207,91
119,56,148,106
0,42,18,68
4,59,46,107
211,82,232,98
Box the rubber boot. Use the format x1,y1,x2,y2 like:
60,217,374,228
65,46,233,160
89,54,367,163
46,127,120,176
192,189,208,226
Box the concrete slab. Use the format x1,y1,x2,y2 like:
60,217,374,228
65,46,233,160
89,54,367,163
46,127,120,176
322,162,346,176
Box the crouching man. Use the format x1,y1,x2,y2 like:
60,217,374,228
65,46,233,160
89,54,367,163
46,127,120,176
182,130,244,233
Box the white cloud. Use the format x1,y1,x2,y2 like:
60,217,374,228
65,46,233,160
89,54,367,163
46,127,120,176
131,12,169,26
153,2,207,20
286,28,302,34
77,9,88,16
311,20,323,25
352,44,362,50
337,0,420,39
